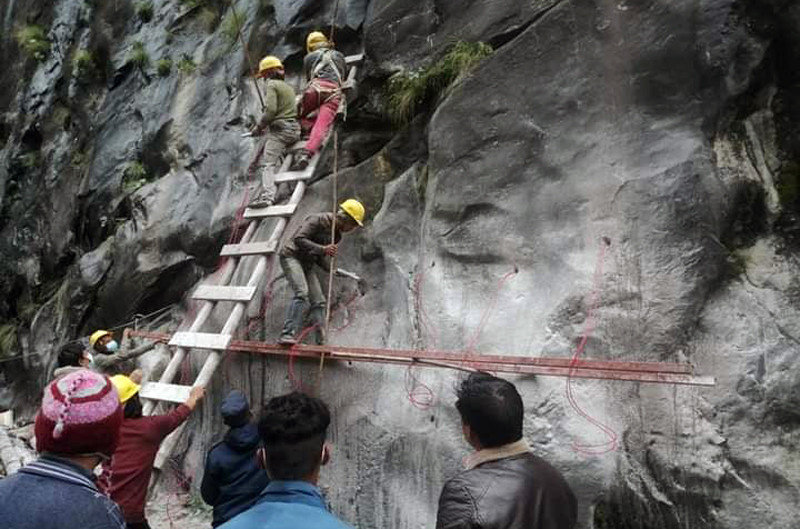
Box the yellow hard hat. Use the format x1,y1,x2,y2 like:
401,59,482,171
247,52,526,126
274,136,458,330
306,31,329,53
339,199,365,226
258,55,283,75
89,330,112,347
111,375,141,404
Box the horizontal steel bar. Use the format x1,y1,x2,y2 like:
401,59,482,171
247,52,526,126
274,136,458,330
127,330,712,385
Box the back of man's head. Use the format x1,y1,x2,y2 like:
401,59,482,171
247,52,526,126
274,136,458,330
57,343,85,368
456,373,524,448
258,391,331,481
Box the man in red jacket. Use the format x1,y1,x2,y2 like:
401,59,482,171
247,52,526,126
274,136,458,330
104,375,206,529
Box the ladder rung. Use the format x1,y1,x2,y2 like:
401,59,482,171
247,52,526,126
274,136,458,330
192,285,257,302
243,203,297,219
345,53,364,64
220,241,277,257
139,382,192,403
275,170,313,184
169,332,232,350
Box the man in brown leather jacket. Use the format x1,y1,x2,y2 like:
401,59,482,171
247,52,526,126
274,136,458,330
436,373,577,529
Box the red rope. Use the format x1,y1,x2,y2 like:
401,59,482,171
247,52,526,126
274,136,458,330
565,237,618,455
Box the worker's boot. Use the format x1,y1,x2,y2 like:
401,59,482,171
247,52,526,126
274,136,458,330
293,149,311,170
279,297,306,345
249,185,274,208
308,306,326,345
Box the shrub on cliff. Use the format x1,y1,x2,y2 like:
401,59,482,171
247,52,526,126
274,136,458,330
386,41,493,126
15,25,50,62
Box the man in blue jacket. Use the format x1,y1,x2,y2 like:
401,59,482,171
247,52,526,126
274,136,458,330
220,391,352,529
0,370,125,529
201,390,269,527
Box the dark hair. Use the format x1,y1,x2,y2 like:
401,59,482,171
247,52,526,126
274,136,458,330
57,343,85,368
123,394,143,419
456,373,524,448
258,391,331,480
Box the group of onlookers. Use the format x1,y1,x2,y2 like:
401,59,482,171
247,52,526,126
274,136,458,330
0,368,576,529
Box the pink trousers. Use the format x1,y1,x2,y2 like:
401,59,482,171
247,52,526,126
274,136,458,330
300,79,341,154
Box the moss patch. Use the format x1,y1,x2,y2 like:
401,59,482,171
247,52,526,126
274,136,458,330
0,324,18,359
777,161,800,206
15,25,50,61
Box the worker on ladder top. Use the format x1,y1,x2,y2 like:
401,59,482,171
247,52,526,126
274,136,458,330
249,55,301,208
278,199,365,345
294,31,347,170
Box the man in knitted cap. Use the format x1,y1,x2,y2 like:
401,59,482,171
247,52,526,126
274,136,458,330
0,369,125,529
103,375,205,529
201,390,269,527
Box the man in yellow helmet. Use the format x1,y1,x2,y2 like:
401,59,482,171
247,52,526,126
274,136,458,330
277,199,365,345
294,31,347,170
89,329,162,382
249,55,301,208
103,375,205,529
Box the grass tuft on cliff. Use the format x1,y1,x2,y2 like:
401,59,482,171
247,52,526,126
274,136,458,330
385,41,493,126
122,161,149,193
156,58,173,77
135,1,154,22
16,25,50,61
221,12,243,45
72,49,95,80
130,41,150,70
177,54,197,74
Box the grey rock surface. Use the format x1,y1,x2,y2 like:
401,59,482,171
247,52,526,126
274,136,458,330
2,0,800,528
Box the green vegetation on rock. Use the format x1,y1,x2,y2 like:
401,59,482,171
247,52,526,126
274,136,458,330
135,0,154,22
156,58,173,77
777,161,800,206
130,41,149,70
385,41,493,126
177,54,197,74
0,324,18,359
221,11,243,44
122,161,149,193
16,25,50,61
72,49,95,80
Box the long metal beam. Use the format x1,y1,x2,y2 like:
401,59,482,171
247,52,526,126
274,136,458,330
128,330,715,387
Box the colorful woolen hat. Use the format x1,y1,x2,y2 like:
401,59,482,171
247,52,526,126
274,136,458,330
35,369,123,457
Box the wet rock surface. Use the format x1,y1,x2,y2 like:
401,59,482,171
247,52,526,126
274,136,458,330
2,0,800,527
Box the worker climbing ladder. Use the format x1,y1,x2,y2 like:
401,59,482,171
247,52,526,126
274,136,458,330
140,53,364,469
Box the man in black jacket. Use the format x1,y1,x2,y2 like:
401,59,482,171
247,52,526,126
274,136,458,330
436,373,577,529
201,390,269,527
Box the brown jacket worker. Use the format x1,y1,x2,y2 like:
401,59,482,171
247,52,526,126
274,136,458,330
278,199,365,345
90,329,161,382
436,373,577,529
249,55,301,208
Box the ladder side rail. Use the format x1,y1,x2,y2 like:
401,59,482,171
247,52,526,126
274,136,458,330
142,220,261,415
153,181,307,467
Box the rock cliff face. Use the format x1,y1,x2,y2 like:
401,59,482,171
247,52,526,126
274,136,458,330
2,0,800,527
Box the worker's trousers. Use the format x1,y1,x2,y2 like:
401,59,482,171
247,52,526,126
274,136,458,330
257,119,300,202
299,79,341,154
280,256,326,341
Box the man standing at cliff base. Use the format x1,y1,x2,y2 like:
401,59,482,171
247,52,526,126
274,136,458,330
436,373,577,529
220,391,352,529
0,370,125,529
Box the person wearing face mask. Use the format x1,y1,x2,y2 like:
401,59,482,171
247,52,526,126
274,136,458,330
89,329,163,383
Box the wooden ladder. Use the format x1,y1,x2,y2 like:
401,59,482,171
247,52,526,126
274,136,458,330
141,53,364,469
